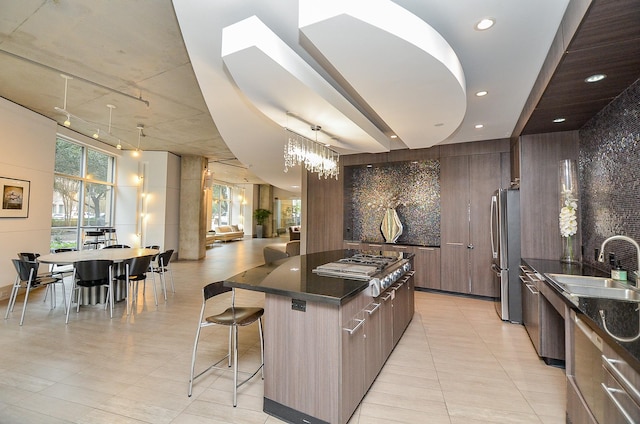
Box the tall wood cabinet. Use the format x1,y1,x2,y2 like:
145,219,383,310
440,151,503,297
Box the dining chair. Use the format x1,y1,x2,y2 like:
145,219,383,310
17,252,68,310
188,281,264,406
114,255,155,314
66,259,114,324
150,249,175,301
5,259,65,325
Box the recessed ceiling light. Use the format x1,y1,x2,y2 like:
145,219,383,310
475,124,484,129
367,164,373,168
390,134,397,139
585,73,606,83
475,90,488,97
553,118,566,123
475,18,495,31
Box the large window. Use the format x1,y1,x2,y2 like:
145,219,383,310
51,137,115,250
210,184,245,229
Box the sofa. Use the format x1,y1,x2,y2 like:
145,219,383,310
263,240,300,263
288,225,301,241
205,225,244,245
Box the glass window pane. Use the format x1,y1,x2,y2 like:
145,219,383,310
87,148,114,183
83,182,113,227
54,138,82,177
51,175,80,250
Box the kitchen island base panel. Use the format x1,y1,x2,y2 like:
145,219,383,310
264,293,342,423
264,398,330,424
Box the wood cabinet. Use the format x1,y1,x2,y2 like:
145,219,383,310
413,247,440,289
441,152,503,296
520,264,565,362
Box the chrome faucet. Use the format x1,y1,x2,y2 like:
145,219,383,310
598,235,640,284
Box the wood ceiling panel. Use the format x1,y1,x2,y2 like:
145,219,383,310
568,0,640,52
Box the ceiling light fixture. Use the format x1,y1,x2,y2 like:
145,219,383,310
553,118,566,123
475,18,495,31
475,90,488,97
475,124,484,129
55,74,74,127
585,73,606,83
284,126,340,180
134,124,145,156
93,129,100,139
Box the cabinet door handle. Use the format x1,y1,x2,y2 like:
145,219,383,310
343,319,365,335
446,242,464,246
602,355,640,403
601,383,636,424
382,293,392,301
368,244,382,248
418,247,435,251
525,283,539,295
365,303,381,315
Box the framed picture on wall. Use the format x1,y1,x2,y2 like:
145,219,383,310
0,177,30,218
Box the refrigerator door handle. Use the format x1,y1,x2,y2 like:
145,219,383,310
490,195,498,259
491,263,502,275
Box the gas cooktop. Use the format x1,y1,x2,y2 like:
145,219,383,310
312,253,401,280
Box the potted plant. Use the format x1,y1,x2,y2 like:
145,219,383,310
253,208,272,238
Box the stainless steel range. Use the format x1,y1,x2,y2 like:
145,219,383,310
313,253,412,296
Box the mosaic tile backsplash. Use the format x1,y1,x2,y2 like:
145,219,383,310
344,160,440,246
579,78,640,274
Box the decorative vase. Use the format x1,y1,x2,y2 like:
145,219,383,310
559,159,580,263
380,208,403,243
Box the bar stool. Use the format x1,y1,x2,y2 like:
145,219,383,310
100,227,118,246
83,229,106,250
188,281,264,406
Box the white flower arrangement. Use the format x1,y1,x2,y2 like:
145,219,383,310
559,188,578,237
367,193,407,212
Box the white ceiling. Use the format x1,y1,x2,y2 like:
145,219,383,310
173,0,570,191
0,0,573,192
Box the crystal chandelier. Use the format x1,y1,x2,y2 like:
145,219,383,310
284,126,340,180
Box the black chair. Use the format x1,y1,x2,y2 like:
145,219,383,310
150,249,175,300
17,252,67,310
114,255,155,314
5,259,64,325
66,260,114,324
188,281,264,406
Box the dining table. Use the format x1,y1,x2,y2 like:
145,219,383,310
38,247,159,265
38,247,159,305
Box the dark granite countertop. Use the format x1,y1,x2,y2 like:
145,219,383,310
225,249,411,305
522,258,640,372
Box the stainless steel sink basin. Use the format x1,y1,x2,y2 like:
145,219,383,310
545,273,624,288
545,273,640,302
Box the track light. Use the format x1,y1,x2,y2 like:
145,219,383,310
93,129,100,139
63,114,71,127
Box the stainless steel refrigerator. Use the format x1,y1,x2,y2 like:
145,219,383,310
490,188,522,323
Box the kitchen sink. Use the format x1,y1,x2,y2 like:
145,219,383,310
545,273,640,302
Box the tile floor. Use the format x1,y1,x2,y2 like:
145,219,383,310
0,238,566,423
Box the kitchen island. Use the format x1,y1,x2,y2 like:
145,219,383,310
225,250,415,424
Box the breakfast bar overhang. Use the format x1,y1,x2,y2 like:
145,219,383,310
224,250,415,424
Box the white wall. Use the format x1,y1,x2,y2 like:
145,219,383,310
0,98,58,297
115,151,180,251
